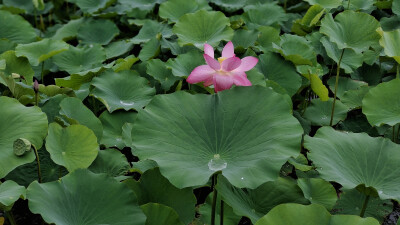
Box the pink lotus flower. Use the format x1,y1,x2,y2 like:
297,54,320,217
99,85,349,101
187,41,258,92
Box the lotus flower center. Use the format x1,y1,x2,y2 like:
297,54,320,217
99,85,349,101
218,57,226,64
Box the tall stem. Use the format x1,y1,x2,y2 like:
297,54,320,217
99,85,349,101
347,0,351,9
359,195,370,217
5,211,17,225
40,61,45,83
220,200,224,225
33,146,42,183
211,174,218,225
329,49,345,126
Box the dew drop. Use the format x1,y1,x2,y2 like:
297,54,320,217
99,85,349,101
378,190,383,195
208,154,227,171
120,100,135,106
241,177,244,180
321,116,327,120
319,167,323,170
89,44,93,48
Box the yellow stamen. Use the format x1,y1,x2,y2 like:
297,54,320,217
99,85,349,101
218,57,226,64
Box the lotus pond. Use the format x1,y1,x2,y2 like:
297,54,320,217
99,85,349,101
1,0,400,224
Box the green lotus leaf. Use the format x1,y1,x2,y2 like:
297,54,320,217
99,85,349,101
99,110,137,149
105,40,135,59
209,0,245,12
141,203,184,225
305,126,400,201
138,38,161,61
74,0,109,13
2,0,35,14
166,50,204,77
45,123,99,172
173,9,234,48
320,11,380,53
161,38,198,55
159,0,211,23
297,178,337,210
53,45,106,74
257,52,302,97
146,59,180,91
91,70,155,112
0,96,48,178
119,0,166,10
288,154,312,171
199,193,241,225
231,29,258,52
292,4,325,35
254,203,379,225
52,18,84,41
0,50,34,84
343,0,375,12
341,86,370,110
333,189,392,222
300,72,329,101
394,0,400,15
55,73,96,90
131,21,173,44
303,98,348,126
15,39,69,66
88,148,130,177
113,55,139,72
216,176,308,223
0,180,25,211
0,10,36,44
125,168,196,224
304,0,342,9
273,34,317,66
337,114,379,137
321,37,364,73
327,77,368,100
59,97,103,141
27,169,146,225
377,28,400,64
132,86,303,189
0,39,16,55
77,19,120,45
362,78,400,126
255,26,281,53
242,3,287,29
5,147,67,186
131,160,158,174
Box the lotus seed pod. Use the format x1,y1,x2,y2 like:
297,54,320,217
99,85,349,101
13,138,32,156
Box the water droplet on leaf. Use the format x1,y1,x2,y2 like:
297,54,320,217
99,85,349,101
120,100,135,106
208,154,227,171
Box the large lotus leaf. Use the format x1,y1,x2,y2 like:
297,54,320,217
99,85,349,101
232,29,258,51
53,45,106,74
74,0,109,13
394,0,400,15
362,79,400,126
327,77,368,100
320,11,380,53
0,51,34,84
59,97,103,141
199,193,241,225
209,0,245,12
255,26,281,53
132,21,173,44
333,189,392,222
45,123,99,172
0,10,36,44
138,38,161,61
15,39,69,66
0,180,25,211
304,126,400,201
141,203,184,225
125,168,196,224
88,148,130,177
173,9,234,48
254,203,379,225
303,98,348,126
304,0,342,9
377,28,400,64
27,169,146,225
119,0,166,10
132,86,303,189
77,19,119,45
343,0,375,12
341,86,370,110
99,110,137,149
257,53,302,97
165,50,204,77
0,96,48,179
105,40,135,59
321,37,364,73
91,70,155,112
0,39,16,55
161,38,198,56
52,18,84,41
146,59,180,91
297,178,337,210
216,176,308,223
159,0,211,23
273,34,317,66
242,3,287,29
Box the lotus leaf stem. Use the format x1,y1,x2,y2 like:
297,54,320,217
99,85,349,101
347,0,351,10
5,211,17,225
393,126,396,142
33,145,42,183
220,200,224,225
329,49,345,126
359,195,370,217
211,173,218,225
41,61,45,83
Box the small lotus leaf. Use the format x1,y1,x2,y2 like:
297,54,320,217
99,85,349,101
297,178,337,210
146,59,180,91
304,0,342,9
0,51,34,84
303,98,348,126
88,149,130,177
15,39,69,66
159,0,211,23
0,180,25,211
141,203,184,225
0,10,36,44
377,28,400,64
77,19,120,45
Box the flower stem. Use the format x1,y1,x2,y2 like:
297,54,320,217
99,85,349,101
5,211,17,225
33,146,42,183
347,0,351,9
220,200,224,225
359,195,370,217
40,61,45,83
211,174,218,225
329,49,345,126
